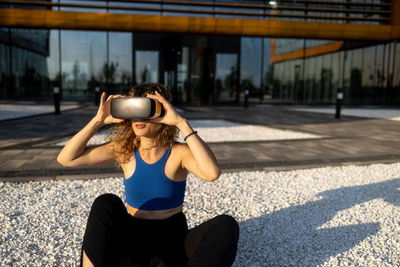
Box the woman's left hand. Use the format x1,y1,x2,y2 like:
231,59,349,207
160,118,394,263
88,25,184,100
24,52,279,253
146,91,183,126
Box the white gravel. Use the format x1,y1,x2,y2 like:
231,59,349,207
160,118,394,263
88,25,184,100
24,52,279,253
1,163,400,266
53,120,323,146
292,107,400,121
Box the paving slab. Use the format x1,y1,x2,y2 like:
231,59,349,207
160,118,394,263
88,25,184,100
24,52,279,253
0,103,400,180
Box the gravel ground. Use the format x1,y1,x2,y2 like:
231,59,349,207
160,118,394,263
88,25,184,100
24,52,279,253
1,163,400,266
53,120,323,146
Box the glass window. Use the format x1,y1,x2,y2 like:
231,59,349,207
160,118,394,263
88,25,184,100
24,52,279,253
293,59,303,102
241,37,262,96
349,48,363,103
362,46,375,89
60,0,106,13
135,50,159,84
331,52,340,103
394,42,400,88
375,45,385,88
164,3,213,18
320,54,333,103
314,55,323,102
304,57,315,103
215,53,238,103
286,60,295,100
109,32,132,94
383,43,391,90
387,42,395,90
61,30,107,99
177,47,189,103
12,46,49,98
262,38,272,101
362,46,375,103
0,40,11,98
190,48,205,104
392,42,400,103
215,0,264,19
342,51,351,103
110,1,160,15
10,29,48,52
275,39,303,54
47,30,60,87
274,62,284,100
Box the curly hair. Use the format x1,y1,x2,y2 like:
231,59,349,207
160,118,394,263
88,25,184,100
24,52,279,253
107,83,178,164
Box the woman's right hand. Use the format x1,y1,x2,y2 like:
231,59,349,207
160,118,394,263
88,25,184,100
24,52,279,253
95,92,125,125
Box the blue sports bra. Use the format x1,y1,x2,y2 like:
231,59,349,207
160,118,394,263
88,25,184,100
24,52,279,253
124,147,186,210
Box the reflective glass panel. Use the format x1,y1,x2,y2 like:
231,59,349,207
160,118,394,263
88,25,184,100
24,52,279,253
109,32,132,94
375,45,385,90
12,46,50,98
177,47,189,103
190,48,204,104
331,52,340,103
395,42,400,88
342,51,351,103
304,57,315,103
314,55,322,102
263,38,272,101
60,0,106,13
215,53,238,103
47,30,60,87
320,54,332,102
241,37,262,100
349,48,363,103
135,50,159,84
61,30,107,99
0,39,10,98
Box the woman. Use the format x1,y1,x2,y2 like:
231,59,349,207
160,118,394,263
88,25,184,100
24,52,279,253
57,83,239,267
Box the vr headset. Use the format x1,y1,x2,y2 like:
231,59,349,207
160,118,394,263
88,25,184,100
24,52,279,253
110,97,165,120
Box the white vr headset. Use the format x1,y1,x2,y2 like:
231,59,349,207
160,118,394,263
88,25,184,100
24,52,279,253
110,97,165,120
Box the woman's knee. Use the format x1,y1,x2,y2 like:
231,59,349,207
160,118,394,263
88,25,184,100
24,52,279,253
214,215,239,240
90,193,124,217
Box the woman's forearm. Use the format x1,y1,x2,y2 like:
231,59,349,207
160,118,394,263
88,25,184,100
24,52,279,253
57,116,104,165
176,118,221,180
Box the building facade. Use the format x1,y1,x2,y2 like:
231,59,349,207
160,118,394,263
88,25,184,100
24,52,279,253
0,0,399,105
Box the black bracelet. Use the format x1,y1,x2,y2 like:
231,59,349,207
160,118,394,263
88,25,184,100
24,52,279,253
183,130,198,141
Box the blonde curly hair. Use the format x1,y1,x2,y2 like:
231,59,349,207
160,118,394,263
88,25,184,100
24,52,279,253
108,83,178,164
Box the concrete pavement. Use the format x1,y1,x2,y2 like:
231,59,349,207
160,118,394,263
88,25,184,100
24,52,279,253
1,103,400,182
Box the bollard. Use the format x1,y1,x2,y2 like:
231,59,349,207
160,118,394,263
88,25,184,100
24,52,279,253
53,86,61,115
335,91,343,119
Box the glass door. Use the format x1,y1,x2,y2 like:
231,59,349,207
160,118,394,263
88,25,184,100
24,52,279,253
190,48,205,104
162,46,189,104
215,53,238,103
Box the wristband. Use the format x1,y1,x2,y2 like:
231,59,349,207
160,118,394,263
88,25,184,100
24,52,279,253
183,130,198,142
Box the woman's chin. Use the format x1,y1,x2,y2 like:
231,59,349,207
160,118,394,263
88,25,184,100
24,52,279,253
133,130,157,139
133,130,146,137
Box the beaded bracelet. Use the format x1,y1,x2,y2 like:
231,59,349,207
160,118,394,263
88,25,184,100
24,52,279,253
183,130,198,141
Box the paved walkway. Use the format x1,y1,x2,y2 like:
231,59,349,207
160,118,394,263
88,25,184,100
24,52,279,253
1,103,400,182
0,103,81,121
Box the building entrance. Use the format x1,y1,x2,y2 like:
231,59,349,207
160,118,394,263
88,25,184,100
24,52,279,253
134,34,240,105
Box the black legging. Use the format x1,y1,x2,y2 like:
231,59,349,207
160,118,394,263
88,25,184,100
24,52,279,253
81,194,239,267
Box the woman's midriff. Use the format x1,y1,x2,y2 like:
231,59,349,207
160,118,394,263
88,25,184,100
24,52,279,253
126,204,183,220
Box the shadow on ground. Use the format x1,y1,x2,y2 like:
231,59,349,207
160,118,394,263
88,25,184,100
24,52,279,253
236,178,400,266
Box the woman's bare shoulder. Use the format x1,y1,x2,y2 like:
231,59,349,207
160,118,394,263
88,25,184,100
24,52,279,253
171,142,189,153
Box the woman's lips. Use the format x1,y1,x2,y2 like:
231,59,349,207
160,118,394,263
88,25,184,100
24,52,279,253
135,123,146,129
